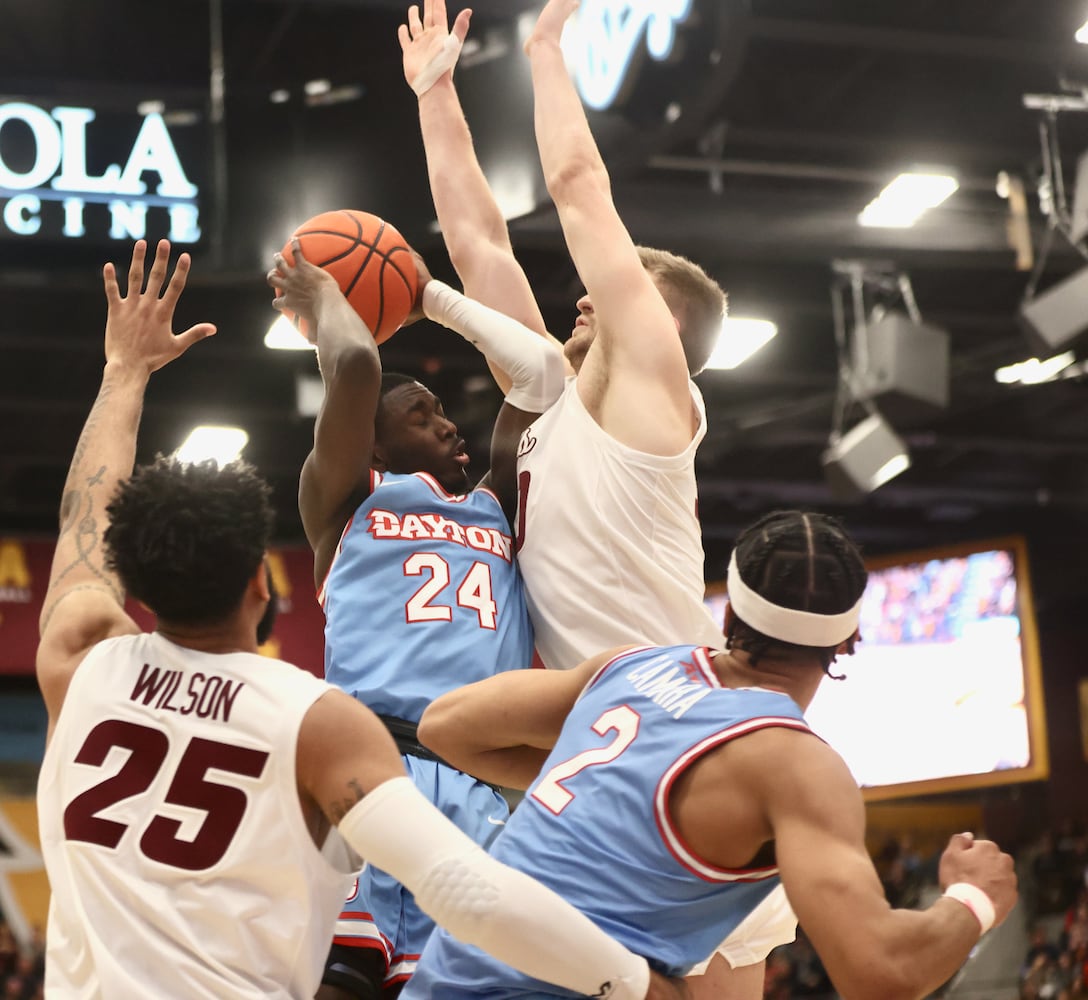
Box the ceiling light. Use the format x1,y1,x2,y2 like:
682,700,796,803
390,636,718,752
994,351,1075,385
269,89,290,104
858,173,959,228
136,100,165,116
304,84,365,108
703,318,777,370
163,109,201,127
264,315,313,351
303,79,331,97
175,426,249,465
1077,18,1088,43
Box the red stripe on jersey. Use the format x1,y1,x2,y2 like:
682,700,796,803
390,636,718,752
332,937,388,953
693,647,722,687
415,471,470,502
654,717,814,882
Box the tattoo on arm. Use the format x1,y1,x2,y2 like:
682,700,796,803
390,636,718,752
65,376,116,490
327,778,368,825
51,465,124,605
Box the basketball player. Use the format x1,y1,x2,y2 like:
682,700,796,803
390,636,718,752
401,2,778,993
267,242,566,997
406,511,1020,1000
400,0,725,664
36,239,685,1000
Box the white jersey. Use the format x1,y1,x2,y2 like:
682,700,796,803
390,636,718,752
516,376,725,670
37,632,356,1000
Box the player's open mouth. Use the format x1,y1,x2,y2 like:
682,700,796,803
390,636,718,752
452,440,470,465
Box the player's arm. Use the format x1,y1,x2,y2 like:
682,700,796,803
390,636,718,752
418,645,635,788
524,0,693,453
399,0,571,393
300,686,678,1000
269,240,382,586
36,241,215,727
415,265,565,517
754,732,1017,1000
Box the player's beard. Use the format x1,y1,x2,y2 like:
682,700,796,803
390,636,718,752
256,566,279,646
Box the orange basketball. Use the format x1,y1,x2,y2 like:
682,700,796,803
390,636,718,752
280,210,418,343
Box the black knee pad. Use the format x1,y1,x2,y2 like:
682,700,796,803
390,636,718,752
322,943,385,1000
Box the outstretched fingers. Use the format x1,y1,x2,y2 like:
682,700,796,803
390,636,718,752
407,4,423,37
174,321,218,354
159,251,192,314
126,240,148,298
145,239,172,299
102,262,122,309
451,7,471,43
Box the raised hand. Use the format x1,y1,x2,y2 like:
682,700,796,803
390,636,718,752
102,240,216,374
398,0,472,95
525,0,578,54
267,237,341,341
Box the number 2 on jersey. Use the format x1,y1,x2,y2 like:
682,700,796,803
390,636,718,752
404,553,497,629
531,705,641,815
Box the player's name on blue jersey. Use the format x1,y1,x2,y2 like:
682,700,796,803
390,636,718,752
622,648,716,720
365,508,513,562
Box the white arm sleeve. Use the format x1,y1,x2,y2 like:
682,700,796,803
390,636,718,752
339,777,650,1000
423,280,565,413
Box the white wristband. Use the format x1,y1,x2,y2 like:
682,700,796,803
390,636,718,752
943,882,996,934
411,33,463,96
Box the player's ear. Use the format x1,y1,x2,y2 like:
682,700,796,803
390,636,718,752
836,628,861,656
253,557,272,601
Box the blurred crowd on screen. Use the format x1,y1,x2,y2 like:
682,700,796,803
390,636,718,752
860,550,1017,646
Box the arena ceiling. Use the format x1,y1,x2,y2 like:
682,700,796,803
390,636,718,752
3,0,1088,610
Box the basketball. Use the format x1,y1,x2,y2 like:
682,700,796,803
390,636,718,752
279,209,418,343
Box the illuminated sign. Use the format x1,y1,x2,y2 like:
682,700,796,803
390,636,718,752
0,102,200,243
566,0,694,110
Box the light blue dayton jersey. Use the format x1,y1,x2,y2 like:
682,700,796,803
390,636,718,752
405,644,815,999
319,471,533,723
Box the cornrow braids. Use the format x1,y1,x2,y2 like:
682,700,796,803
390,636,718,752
725,510,867,676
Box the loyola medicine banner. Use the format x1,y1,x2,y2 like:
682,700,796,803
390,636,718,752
0,537,325,677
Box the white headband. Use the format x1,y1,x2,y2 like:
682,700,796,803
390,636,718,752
726,551,863,647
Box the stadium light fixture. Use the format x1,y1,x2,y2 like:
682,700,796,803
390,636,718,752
994,351,1076,385
821,413,911,501
265,315,313,351
176,426,249,465
858,172,959,228
704,317,777,370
